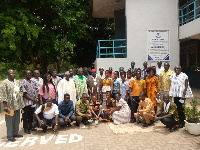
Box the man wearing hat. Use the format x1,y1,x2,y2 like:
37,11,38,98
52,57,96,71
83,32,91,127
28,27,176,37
87,69,102,100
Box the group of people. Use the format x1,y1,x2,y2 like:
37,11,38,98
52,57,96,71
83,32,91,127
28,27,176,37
0,61,193,142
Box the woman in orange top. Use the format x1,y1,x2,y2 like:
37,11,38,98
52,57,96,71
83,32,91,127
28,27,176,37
102,70,113,109
103,91,116,121
145,67,159,112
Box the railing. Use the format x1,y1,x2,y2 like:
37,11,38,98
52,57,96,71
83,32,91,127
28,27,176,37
96,39,126,58
179,0,200,25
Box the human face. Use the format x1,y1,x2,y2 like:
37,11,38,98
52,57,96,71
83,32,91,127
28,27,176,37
99,68,104,75
136,72,141,79
84,68,88,74
106,92,111,99
78,70,83,76
174,66,181,75
143,62,147,68
149,70,154,77
25,71,32,80
92,71,96,77
163,94,170,104
53,71,57,77
92,96,97,103
69,69,73,77
34,70,40,78
121,75,126,82
65,73,70,81
105,71,109,78
139,93,145,101
127,72,131,79
7,70,15,81
46,98,53,107
157,62,162,68
115,94,120,101
120,70,124,76
64,95,70,104
114,72,118,79
131,61,135,68
164,63,170,71
47,74,51,82
82,94,87,103
131,70,135,77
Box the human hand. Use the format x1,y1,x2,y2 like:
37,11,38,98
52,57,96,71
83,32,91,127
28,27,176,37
39,120,44,126
65,117,70,123
53,125,58,132
3,106,9,113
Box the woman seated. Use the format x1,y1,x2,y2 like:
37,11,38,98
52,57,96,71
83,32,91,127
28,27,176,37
103,91,116,121
110,93,131,125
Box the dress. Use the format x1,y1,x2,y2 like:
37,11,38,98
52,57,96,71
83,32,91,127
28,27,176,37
120,81,129,101
73,75,88,99
102,78,112,109
145,76,159,106
112,98,131,125
57,79,76,106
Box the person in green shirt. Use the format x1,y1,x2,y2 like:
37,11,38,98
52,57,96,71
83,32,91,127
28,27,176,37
75,93,91,126
155,94,179,132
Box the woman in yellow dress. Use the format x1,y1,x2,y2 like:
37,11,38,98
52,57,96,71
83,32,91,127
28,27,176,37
145,67,159,112
102,70,113,109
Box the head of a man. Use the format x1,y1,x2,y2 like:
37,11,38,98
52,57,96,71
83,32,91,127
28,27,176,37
83,67,88,75
34,70,40,79
69,69,73,77
174,65,181,75
78,68,83,76
99,67,104,75
25,70,32,80
91,69,96,78
52,70,57,78
127,70,131,79
46,97,53,107
82,93,87,103
65,71,70,81
136,71,141,80
143,61,148,68
157,61,162,68
163,94,170,104
139,91,146,101
131,61,135,68
164,62,170,72
64,93,70,104
7,69,15,81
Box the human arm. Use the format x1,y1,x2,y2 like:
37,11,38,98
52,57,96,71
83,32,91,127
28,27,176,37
34,106,44,126
97,105,102,118
23,93,37,103
90,106,98,118
110,79,113,94
182,79,188,99
110,105,122,115
3,101,9,112
53,114,59,132
75,102,85,117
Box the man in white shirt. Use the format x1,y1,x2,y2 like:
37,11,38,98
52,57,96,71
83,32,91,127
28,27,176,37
52,69,62,87
156,61,164,77
34,97,59,133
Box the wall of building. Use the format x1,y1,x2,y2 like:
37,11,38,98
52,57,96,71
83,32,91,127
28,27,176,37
126,0,180,69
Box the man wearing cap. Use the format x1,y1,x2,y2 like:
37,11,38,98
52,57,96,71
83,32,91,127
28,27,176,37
87,69,102,100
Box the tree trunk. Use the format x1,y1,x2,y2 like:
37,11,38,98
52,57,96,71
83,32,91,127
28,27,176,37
28,47,37,70
40,54,48,77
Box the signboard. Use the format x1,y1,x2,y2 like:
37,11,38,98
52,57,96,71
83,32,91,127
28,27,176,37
147,30,170,61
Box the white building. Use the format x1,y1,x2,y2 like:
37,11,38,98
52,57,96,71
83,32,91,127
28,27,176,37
92,0,200,88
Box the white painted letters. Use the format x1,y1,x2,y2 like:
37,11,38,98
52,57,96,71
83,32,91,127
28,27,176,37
68,134,83,143
40,135,55,144
55,135,68,144
20,137,38,146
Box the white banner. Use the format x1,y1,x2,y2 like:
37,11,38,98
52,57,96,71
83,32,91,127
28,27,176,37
147,30,170,61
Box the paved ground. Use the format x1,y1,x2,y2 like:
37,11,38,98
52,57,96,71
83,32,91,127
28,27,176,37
0,88,199,150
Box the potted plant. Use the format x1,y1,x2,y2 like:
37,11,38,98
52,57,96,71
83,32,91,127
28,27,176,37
184,97,200,135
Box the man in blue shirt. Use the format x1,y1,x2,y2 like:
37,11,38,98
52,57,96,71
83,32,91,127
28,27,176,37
58,93,76,127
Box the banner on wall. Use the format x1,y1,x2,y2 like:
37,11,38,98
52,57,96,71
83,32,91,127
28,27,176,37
147,30,170,61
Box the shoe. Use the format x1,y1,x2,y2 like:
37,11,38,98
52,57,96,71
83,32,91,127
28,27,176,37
24,129,31,134
13,134,23,138
137,119,141,124
42,126,47,133
67,123,72,127
83,121,88,125
169,126,177,132
143,122,151,127
130,118,136,123
30,128,37,131
8,138,16,142
76,122,80,126
178,123,185,128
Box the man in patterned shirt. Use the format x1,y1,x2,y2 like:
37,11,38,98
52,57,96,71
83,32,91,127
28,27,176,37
21,70,38,134
0,69,24,142
75,93,92,126
159,62,174,101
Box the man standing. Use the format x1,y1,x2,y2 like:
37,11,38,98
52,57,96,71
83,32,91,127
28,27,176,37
21,70,38,134
129,61,137,73
31,70,43,88
156,61,164,77
0,69,24,142
159,62,174,101
58,94,76,127
76,93,92,126
129,71,146,123
57,71,76,105
52,69,62,87
69,69,74,80
155,94,179,132
83,67,90,78
87,69,102,100
169,65,193,128
141,61,148,79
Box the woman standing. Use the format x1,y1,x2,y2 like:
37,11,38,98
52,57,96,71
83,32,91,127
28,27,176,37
120,74,129,102
102,70,113,109
145,67,159,112
110,93,131,125
73,68,88,100
38,73,57,104
113,71,121,101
